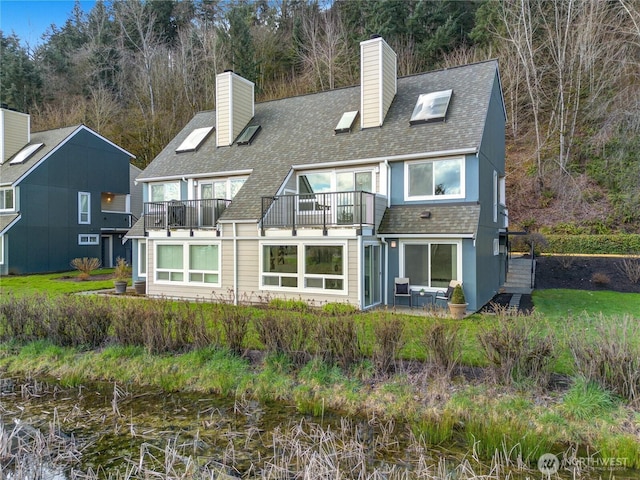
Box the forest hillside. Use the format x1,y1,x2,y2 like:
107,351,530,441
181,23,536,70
2,0,639,233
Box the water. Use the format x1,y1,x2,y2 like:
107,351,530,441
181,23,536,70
1,376,639,479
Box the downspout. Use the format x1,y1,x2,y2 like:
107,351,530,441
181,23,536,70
233,221,238,306
380,236,389,306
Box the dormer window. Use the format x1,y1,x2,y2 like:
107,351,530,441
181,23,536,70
176,127,214,153
9,143,44,164
335,111,359,134
0,188,14,211
410,89,452,125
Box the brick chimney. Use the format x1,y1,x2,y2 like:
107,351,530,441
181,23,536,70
215,71,255,147
360,35,397,129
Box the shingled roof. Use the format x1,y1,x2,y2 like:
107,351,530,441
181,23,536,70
378,203,480,236
137,60,500,222
0,125,135,186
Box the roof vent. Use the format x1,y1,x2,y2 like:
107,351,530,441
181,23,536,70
360,36,397,129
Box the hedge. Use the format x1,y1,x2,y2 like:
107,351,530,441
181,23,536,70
533,234,640,255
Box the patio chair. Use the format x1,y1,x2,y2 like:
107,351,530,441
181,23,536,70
393,277,412,307
435,280,461,306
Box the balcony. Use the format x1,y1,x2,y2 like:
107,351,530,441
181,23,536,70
144,199,230,235
261,191,385,235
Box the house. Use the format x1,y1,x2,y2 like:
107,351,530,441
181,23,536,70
127,36,507,312
0,107,138,275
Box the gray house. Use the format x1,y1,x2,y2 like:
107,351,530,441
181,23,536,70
0,108,138,275
127,37,507,312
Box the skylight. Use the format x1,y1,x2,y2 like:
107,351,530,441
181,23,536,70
236,125,261,145
176,127,214,152
9,143,44,165
410,89,453,125
335,111,359,134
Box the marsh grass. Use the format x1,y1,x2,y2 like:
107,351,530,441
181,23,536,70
561,377,617,420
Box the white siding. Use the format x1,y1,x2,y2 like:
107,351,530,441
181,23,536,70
360,37,397,129
215,72,254,147
1,109,30,164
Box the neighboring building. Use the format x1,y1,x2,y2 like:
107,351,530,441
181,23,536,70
0,107,138,275
127,37,508,312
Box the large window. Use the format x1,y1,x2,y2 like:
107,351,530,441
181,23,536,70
156,242,220,285
150,182,180,202
78,192,91,224
210,177,246,200
298,169,374,194
263,245,298,287
0,188,14,211
261,243,346,292
405,158,463,200
402,242,459,289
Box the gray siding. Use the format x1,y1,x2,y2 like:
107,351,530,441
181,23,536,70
1,109,30,163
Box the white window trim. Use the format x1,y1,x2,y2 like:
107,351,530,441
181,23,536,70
138,240,147,278
0,187,15,212
296,167,377,194
499,175,506,206
403,157,465,201
399,239,462,291
78,234,99,245
154,241,221,287
78,192,91,224
259,240,348,295
0,235,4,265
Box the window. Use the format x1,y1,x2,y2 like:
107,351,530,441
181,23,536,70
176,127,214,152
0,235,4,265
155,242,220,285
335,111,359,134
0,188,14,211
236,125,261,145
150,182,180,202
402,241,459,289
262,245,298,287
78,234,99,245
261,243,346,292
138,241,147,277
209,178,246,200
405,158,463,200
9,143,44,164
499,175,506,206
298,170,374,195
304,245,344,290
410,89,452,124
78,192,91,224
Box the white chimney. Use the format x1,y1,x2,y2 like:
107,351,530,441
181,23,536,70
0,108,30,164
215,71,255,147
360,36,397,129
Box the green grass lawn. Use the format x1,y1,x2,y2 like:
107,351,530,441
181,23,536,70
0,269,120,295
533,289,640,319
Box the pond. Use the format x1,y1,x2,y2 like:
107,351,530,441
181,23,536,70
1,376,638,479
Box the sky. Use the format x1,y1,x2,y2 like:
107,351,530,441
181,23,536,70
1,0,96,48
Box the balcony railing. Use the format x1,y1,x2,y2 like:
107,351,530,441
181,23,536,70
144,199,230,235
261,191,382,235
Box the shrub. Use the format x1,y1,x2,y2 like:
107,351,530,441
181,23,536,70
616,255,640,283
371,312,405,375
70,257,101,279
422,320,461,377
218,304,250,355
558,255,576,269
313,315,363,370
254,311,311,366
590,272,610,286
478,310,555,386
267,298,309,312
322,302,358,316
569,314,640,404
113,257,130,281
450,285,465,304
544,234,640,255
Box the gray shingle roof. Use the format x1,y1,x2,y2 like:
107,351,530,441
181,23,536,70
0,126,79,186
137,60,499,221
378,203,480,235
0,213,19,234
